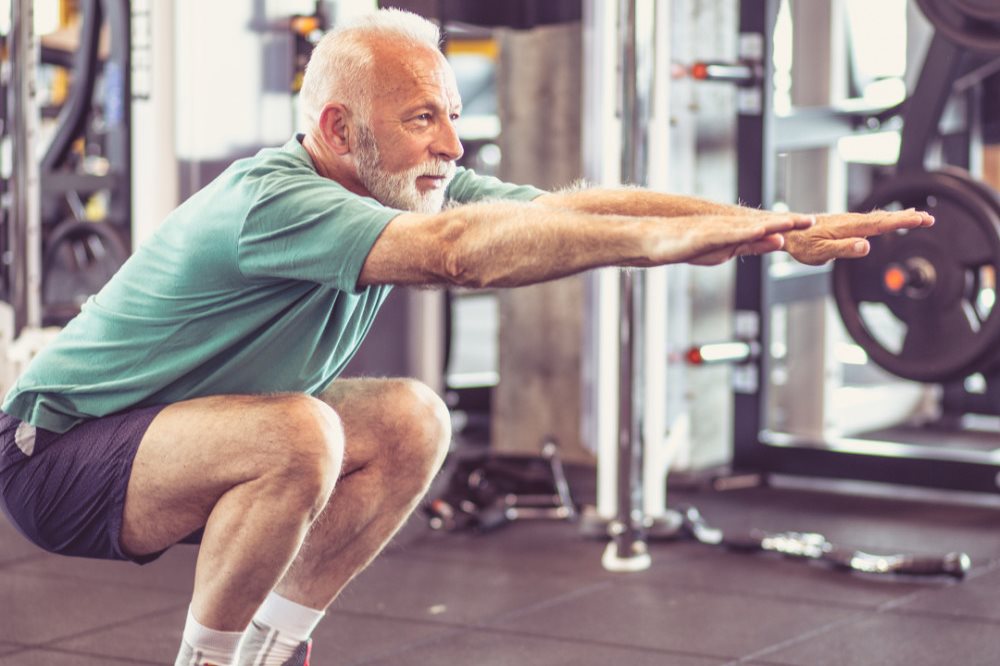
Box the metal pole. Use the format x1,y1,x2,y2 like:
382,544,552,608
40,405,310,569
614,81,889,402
602,0,654,573
579,0,624,536
732,0,777,474
9,0,42,334
131,0,179,247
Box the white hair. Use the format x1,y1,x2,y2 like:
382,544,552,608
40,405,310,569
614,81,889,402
299,9,441,131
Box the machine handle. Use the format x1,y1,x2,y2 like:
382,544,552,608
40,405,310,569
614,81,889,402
825,548,971,579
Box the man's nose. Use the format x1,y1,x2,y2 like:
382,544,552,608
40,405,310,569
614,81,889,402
432,117,464,162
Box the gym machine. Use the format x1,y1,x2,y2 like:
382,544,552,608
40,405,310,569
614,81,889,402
419,0,679,565
832,4,1000,417
1,0,133,340
37,0,133,327
424,0,972,579
1,0,51,394
718,0,1000,496
582,0,972,578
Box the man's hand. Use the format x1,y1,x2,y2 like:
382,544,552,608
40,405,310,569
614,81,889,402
650,213,815,266
783,208,934,266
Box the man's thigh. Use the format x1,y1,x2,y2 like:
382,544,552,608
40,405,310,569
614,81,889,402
119,392,337,559
118,381,444,559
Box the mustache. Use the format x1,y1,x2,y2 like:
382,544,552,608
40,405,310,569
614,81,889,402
415,161,456,178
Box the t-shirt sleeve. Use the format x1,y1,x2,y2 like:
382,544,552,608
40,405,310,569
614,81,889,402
237,176,399,293
446,166,547,204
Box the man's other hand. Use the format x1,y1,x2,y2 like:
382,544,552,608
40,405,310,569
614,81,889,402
783,208,934,266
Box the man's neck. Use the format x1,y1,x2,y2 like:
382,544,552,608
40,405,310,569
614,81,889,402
300,133,371,199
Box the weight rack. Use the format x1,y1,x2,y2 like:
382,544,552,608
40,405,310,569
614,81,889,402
730,0,1000,496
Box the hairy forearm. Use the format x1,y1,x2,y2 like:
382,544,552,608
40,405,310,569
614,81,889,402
535,187,771,219
360,197,811,289
440,201,654,288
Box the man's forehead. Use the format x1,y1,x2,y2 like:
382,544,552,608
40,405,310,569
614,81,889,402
372,45,461,107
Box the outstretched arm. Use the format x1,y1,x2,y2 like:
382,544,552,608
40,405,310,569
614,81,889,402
535,187,760,218
534,187,935,265
357,199,813,289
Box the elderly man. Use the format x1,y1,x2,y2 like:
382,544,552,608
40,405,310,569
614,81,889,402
0,8,931,666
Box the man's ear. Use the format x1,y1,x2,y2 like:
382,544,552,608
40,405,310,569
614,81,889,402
318,103,352,156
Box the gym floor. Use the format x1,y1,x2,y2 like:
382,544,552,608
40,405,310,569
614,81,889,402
3,463,1000,665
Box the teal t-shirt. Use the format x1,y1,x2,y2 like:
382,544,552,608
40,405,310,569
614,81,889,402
3,136,545,433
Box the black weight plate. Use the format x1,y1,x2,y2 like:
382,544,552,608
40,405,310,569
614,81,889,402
950,168,1000,372
42,219,129,326
916,0,1000,55
832,170,1000,383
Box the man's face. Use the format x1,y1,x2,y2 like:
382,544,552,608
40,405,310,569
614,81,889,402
352,45,464,214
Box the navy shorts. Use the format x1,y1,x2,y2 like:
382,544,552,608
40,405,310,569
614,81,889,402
0,404,195,564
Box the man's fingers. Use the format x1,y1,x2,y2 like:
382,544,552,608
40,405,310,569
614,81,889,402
783,214,816,230
867,209,934,235
903,207,935,226
734,235,785,256
831,237,869,258
749,214,815,237
821,209,932,239
677,214,813,266
795,214,818,229
884,208,935,229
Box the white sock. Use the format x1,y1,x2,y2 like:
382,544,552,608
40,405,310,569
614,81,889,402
255,592,325,640
175,606,244,666
237,592,325,666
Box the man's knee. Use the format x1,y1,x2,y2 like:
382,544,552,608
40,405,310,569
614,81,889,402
383,379,451,471
272,394,345,507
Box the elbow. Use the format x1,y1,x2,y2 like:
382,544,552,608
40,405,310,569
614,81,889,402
442,245,489,289
437,214,494,289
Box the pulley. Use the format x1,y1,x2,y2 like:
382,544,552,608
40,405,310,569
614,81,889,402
832,169,1000,383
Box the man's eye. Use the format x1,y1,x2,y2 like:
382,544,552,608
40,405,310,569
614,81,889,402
416,114,432,121
450,113,461,121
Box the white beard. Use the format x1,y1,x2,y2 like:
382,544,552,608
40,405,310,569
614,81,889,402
354,125,456,214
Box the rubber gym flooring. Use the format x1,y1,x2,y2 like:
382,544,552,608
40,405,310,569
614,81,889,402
3,459,1000,665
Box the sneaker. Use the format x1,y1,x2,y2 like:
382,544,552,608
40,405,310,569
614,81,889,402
282,639,312,666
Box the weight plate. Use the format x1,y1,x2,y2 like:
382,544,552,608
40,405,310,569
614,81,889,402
916,0,1000,55
950,168,1000,372
953,0,1000,22
42,220,129,326
832,170,1000,383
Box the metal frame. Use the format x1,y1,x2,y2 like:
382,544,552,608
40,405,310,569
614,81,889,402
38,0,133,326
731,0,1000,496
5,0,43,333
732,0,777,476
578,0,683,572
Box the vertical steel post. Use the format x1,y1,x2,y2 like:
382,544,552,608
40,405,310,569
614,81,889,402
8,0,42,333
602,0,655,573
732,0,778,473
580,0,624,532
